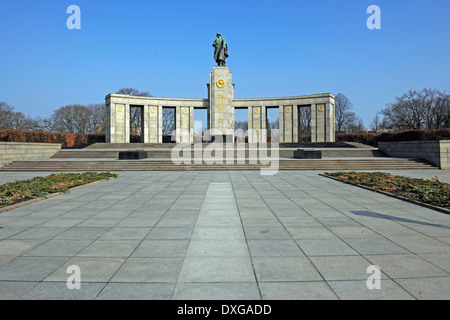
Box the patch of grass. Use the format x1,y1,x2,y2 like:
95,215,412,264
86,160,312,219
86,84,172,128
324,171,450,209
0,172,118,208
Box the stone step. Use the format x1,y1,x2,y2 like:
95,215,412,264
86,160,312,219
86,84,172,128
84,142,367,150
84,143,177,149
51,149,385,159
52,150,296,159
1,158,436,171
344,142,376,149
318,149,386,158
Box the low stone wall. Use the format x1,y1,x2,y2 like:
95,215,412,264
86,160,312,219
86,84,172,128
378,140,450,169
0,142,61,169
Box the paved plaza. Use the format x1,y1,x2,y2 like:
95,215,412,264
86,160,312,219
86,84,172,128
0,170,449,300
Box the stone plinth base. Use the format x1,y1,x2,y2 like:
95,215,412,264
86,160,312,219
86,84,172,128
294,149,322,159
119,151,147,160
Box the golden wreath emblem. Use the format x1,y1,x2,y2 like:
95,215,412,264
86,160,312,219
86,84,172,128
318,105,324,112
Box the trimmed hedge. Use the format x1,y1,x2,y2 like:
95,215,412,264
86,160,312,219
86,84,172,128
336,129,450,147
0,129,105,149
375,129,450,144
1,129,449,148
336,133,377,146
302,129,450,146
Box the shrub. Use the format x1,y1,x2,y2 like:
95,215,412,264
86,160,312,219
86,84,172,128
300,135,311,143
0,129,105,148
336,129,450,147
2,128,449,148
336,133,377,146
324,171,450,209
0,172,118,208
375,129,450,144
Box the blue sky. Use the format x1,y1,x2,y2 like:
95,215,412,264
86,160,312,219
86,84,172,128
0,0,449,126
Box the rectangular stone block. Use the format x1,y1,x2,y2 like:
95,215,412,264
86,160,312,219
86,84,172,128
0,143,61,169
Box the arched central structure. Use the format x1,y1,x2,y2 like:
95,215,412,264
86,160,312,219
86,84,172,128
105,67,335,144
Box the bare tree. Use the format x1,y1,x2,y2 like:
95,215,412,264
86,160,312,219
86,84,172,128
116,88,152,136
7,111,29,130
162,108,175,137
116,88,151,97
382,90,424,130
346,117,366,133
270,118,279,129
235,121,248,132
436,91,450,128
427,90,450,129
334,93,359,133
298,107,311,136
50,104,94,134
234,121,248,142
267,118,279,142
381,88,450,131
1,102,106,134
0,102,42,131
370,113,382,133
0,102,15,129
265,117,271,137
34,117,54,132
88,103,106,134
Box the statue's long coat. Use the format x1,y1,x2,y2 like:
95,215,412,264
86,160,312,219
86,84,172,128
213,37,228,64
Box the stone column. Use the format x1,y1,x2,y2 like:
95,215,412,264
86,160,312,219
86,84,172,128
248,107,254,143
125,104,130,143
175,106,181,143
248,106,263,143
278,106,284,142
311,104,317,143
105,98,112,143
293,105,299,143
106,101,129,143
261,106,267,143
310,97,335,143
312,103,326,143
325,97,335,142
176,106,193,144
190,106,194,144
142,105,149,143
147,105,160,143
159,106,163,143
281,106,294,143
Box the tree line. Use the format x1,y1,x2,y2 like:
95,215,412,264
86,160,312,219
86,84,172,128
0,101,105,134
0,88,160,135
336,88,450,134
1,87,448,135
378,88,450,131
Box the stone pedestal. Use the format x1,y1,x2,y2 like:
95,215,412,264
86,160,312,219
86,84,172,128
208,67,234,141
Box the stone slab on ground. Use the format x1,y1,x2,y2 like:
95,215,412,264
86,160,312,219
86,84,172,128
0,170,449,300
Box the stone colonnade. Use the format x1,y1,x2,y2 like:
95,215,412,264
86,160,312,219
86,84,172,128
105,67,335,144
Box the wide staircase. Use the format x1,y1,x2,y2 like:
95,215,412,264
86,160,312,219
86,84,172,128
0,142,437,171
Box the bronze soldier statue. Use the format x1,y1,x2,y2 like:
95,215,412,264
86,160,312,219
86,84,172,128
212,33,228,66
